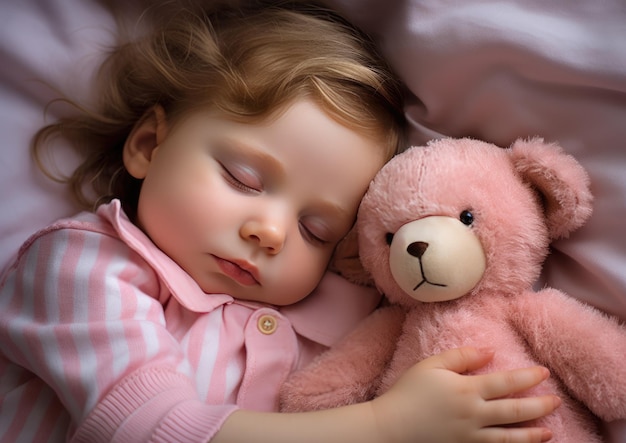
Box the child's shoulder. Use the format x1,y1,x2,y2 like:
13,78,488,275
2,201,125,279
20,210,116,254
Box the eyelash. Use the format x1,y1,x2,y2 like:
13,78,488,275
220,163,261,194
299,223,328,246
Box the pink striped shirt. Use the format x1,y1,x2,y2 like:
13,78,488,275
0,200,380,442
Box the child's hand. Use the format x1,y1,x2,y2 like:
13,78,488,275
214,347,559,443
370,347,560,443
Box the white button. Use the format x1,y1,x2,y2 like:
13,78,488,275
258,314,278,335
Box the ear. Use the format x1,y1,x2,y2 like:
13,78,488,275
509,137,593,240
123,105,169,179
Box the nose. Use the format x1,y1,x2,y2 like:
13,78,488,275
240,218,287,254
407,241,428,258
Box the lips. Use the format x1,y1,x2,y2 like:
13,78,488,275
213,255,260,286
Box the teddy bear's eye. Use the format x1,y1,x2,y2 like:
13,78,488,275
385,232,394,245
459,210,474,226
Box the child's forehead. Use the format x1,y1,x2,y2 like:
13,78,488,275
168,86,396,156
173,99,382,151
191,98,382,192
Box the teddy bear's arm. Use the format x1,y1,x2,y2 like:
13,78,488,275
512,288,626,421
279,305,405,412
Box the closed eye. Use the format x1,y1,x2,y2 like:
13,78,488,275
299,224,327,246
299,221,330,246
220,162,262,194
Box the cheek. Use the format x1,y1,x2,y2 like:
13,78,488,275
136,164,223,248
271,246,332,305
140,148,222,217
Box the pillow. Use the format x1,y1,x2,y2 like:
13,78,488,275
0,0,115,269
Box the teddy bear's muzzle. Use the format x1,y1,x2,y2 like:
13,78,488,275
388,216,486,302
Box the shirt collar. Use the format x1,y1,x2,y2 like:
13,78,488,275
280,271,381,346
97,200,234,312
97,200,381,346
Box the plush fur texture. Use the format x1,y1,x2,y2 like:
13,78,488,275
280,138,626,442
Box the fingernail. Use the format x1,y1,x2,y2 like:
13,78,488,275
477,346,495,356
541,429,552,442
553,396,562,409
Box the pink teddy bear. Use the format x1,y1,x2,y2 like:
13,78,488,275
280,137,626,442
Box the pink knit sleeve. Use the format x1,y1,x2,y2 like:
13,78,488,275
74,367,237,442
0,226,236,442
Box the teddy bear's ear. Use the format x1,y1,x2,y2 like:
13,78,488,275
328,227,375,287
510,137,593,240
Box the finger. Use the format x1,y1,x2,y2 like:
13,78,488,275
478,427,553,443
476,366,550,399
480,395,561,427
419,346,495,373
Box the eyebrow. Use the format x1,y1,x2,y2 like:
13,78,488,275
303,191,356,238
224,139,287,184
318,201,353,225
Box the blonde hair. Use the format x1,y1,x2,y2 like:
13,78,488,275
33,1,406,217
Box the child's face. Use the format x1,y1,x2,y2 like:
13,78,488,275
126,99,385,305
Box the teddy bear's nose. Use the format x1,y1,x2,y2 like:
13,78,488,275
407,241,428,258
